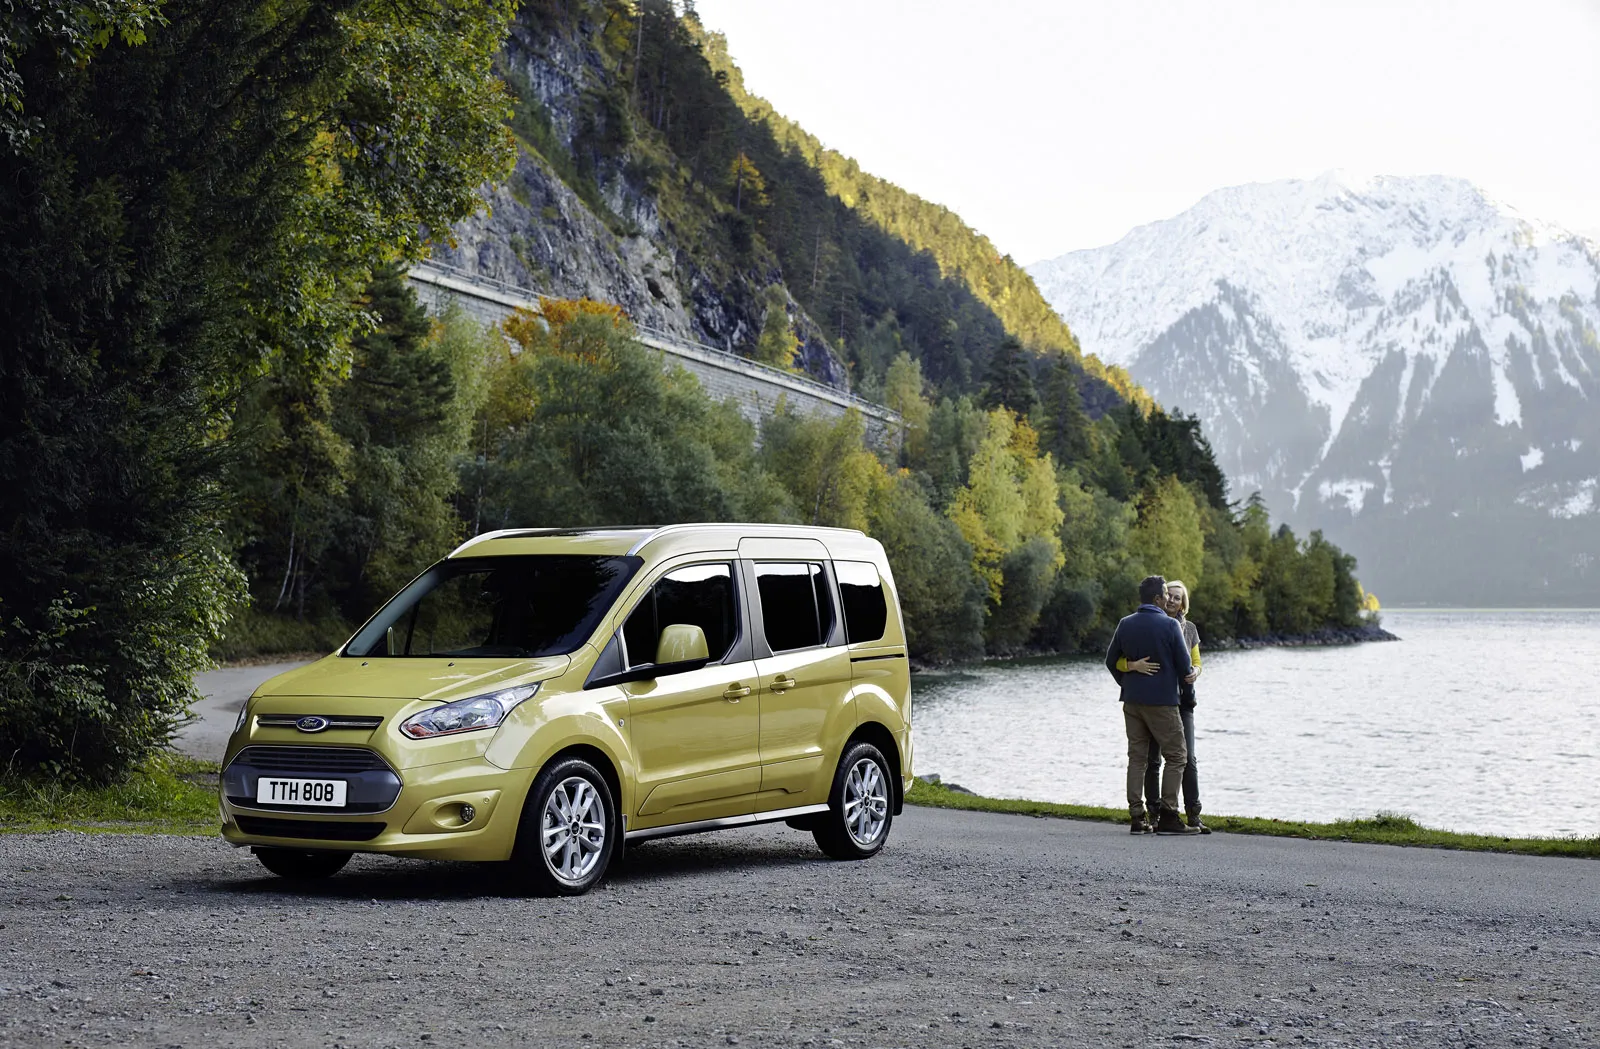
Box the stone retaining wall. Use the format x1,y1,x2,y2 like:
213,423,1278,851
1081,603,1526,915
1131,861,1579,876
407,262,900,446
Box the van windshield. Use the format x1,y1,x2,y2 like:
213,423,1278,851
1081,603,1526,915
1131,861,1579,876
345,555,641,659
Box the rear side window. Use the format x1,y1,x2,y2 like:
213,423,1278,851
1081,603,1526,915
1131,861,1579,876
622,563,738,667
755,562,834,652
836,561,888,644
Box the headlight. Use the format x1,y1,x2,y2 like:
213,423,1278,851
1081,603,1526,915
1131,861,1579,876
399,685,539,740
233,696,253,734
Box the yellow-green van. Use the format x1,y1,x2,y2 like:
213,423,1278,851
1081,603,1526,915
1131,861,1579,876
220,524,912,895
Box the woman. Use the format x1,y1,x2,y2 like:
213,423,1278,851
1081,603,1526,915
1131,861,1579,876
1125,581,1207,833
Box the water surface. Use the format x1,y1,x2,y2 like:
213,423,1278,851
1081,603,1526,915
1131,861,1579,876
911,609,1600,838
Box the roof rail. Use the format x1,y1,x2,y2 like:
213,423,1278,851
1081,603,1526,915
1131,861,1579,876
625,522,866,556
448,522,868,559
449,526,652,557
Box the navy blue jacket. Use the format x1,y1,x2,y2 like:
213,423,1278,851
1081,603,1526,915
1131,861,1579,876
1105,605,1193,706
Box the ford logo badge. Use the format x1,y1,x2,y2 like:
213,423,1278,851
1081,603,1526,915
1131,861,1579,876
295,715,330,733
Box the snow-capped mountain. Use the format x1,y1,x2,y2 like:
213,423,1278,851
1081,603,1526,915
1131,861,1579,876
1030,172,1600,605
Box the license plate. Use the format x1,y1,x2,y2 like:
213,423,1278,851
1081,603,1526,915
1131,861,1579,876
255,777,347,807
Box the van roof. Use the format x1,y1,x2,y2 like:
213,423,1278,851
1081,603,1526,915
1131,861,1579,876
449,523,877,561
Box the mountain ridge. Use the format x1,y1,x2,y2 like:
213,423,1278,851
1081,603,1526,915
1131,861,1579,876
696,28,1146,410
1030,172,1600,605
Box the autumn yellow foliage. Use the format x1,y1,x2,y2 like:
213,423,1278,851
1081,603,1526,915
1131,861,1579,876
501,299,630,364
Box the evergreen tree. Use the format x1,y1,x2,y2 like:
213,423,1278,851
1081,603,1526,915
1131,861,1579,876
918,395,986,511
1037,352,1094,465
225,278,497,645
979,335,1040,419
728,151,768,212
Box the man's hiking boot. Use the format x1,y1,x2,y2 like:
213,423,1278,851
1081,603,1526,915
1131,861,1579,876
1130,814,1154,834
1187,811,1212,835
1154,808,1200,835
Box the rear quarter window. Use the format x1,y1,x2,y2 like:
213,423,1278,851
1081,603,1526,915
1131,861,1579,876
835,560,888,644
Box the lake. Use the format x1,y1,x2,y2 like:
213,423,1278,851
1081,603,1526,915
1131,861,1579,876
910,609,1600,839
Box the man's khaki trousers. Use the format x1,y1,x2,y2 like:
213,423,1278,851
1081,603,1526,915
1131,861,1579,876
1124,703,1188,816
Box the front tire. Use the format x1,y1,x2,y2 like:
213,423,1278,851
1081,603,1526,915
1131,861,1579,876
510,757,618,896
813,742,894,860
253,847,351,880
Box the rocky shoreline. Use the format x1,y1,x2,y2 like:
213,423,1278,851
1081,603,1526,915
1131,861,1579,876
911,622,1399,670
1205,623,1400,650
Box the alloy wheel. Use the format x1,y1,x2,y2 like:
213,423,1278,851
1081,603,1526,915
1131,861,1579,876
541,775,607,884
842,757,889,847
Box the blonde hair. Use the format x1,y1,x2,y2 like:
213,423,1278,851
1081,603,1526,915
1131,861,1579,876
1166,580,1190,616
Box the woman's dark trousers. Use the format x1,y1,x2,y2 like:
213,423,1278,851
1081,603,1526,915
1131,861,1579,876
1144,705,1199,814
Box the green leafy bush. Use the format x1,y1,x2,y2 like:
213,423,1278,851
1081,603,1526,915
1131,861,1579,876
0,549,243,783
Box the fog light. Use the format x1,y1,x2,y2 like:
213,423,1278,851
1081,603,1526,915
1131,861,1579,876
460,804,476,824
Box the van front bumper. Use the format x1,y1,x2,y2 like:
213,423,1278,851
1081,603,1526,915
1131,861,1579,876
220,754,534,862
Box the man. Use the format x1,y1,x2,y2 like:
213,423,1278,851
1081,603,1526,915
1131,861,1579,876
1105,575,1199,835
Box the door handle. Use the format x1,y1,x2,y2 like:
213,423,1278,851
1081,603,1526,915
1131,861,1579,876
722,684,751,701
770,674,796,693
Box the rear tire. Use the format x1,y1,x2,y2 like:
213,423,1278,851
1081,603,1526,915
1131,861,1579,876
812,742,894,860
252,847,351,880
510,757,618,896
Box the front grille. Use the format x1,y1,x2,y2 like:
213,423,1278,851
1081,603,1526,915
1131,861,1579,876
235,815,385,841
224,746,403,815
231,746,392,774
255,714,384,730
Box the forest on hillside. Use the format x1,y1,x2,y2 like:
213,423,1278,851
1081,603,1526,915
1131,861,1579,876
0,0,1374,783
224,273,1378,672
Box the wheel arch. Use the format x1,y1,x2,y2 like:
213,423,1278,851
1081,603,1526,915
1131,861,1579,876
508,742,628,891
513,742,628,856
847,721,904,815
539,743,623,818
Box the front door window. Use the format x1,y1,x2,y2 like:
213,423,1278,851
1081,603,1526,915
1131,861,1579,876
622,562,738,667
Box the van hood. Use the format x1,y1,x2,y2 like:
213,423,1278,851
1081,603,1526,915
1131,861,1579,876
253,653,572,702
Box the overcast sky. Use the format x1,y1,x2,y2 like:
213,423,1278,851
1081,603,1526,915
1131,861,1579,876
693,0,1600,264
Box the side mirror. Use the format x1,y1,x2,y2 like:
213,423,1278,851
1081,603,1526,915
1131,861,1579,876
656,624,709,664
586,624,712,689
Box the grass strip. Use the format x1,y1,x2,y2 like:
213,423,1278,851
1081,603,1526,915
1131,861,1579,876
6,759,1594,858
0,752,219,836
906,780,1600,859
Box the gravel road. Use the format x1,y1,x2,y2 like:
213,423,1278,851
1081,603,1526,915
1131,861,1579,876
2,809,1595,1048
